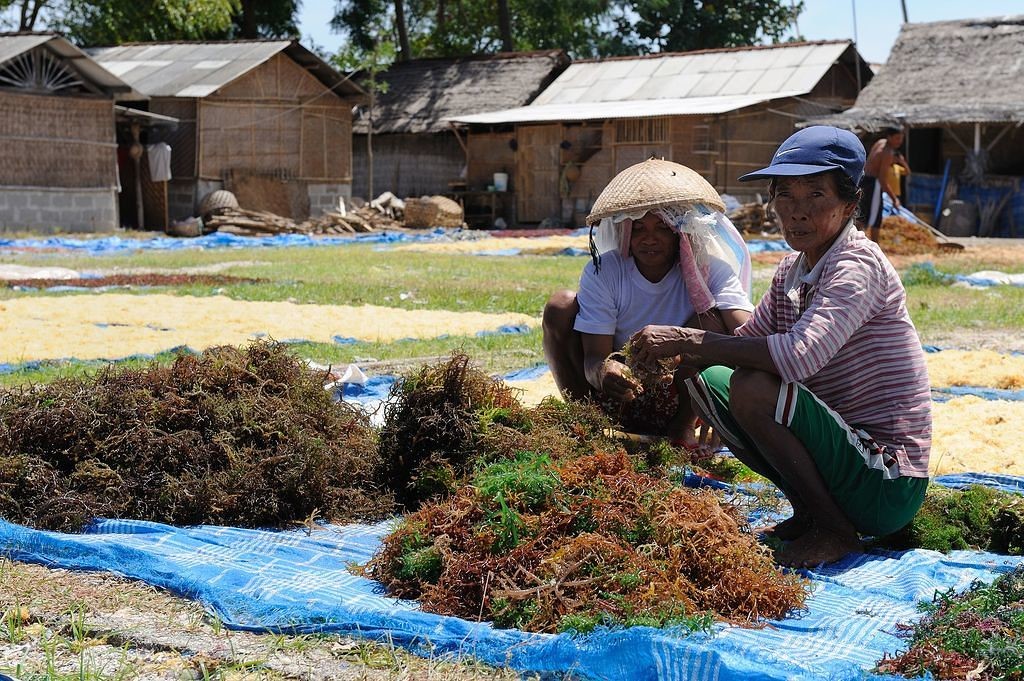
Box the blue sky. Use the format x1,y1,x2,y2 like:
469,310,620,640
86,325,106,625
297,0,1023,64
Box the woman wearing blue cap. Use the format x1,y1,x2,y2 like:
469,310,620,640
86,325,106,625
629,126,931,568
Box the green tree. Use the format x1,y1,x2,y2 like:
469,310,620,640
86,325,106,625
332,0,612,59
55,0,238,45
612,0,803,55
53,0,300,46
333,31,396,199
330,0,801,59
233,0,300,39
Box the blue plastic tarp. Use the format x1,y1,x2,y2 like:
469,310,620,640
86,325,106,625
0,230,448,255
1,476,1018,681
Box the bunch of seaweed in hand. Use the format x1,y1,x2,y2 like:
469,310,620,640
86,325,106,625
0,341,391,531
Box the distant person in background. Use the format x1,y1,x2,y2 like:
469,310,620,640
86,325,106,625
860,127,906,242
885,150,910,206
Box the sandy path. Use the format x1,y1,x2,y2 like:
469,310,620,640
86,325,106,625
0,293,536,363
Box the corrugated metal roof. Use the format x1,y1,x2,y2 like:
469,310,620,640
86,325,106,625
532,42,850,107
90,40,363,100
452,41,854,125
450,93,804,125
0,32,137,97
92,41,290,97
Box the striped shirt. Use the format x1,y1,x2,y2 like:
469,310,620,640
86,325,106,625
736,225,931,477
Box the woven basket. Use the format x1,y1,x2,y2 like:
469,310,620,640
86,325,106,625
587,158,725,225
199,189,239,217
403,196,464,228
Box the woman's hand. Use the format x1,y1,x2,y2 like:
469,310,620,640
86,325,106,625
598,355,642,403
629,325,705,368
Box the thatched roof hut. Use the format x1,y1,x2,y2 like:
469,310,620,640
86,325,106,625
810,16,1024,237
351,51,569,217
810,15,1024,131
92,40,365,224
0,32,136,232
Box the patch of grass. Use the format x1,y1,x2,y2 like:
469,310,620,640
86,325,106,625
904,280,1024,337
0,244,582,315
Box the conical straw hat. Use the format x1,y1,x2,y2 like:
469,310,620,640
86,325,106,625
586,158,725,225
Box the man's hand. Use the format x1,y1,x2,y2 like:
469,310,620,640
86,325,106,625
629,325,705,368
598,356,642,403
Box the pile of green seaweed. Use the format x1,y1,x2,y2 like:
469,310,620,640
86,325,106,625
876,565,1024,680
0,341,391,531
874,484,1024,555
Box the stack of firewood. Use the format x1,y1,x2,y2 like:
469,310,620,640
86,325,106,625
206,206,405,236
727,202,772,233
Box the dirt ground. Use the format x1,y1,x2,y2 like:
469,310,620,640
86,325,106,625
0,558,524,680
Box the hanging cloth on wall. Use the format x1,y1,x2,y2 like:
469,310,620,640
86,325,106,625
146,142,172,182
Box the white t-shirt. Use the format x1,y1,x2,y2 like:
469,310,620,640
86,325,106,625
573,250,753,348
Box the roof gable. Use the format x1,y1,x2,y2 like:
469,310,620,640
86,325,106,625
357,50,569,134
0,32,135,97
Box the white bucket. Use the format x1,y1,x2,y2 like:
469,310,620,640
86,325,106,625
493,172,509,192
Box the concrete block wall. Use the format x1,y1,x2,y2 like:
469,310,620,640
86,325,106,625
0,187,117,233
167,180,198,221
308,183,352,216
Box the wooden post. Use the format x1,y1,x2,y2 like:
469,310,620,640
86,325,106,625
129,121,144,229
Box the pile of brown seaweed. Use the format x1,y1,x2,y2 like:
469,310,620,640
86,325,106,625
363,447,808,633
363,357,807,633
0,341,392,532
377,352,531,509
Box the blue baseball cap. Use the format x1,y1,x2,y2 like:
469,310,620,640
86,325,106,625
739,126,866,185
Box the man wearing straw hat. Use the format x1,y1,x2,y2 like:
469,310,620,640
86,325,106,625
629,127,931,568
543,158,754,446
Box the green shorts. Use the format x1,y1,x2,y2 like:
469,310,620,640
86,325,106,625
688,365,927,537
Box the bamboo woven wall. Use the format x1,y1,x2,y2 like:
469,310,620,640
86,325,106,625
0,92,115,188
466,131,515,189
197,53,352,182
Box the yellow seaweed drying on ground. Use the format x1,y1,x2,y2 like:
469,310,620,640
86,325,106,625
392,234,588,255
0,293,535,363
929,396,1024,476
926,349,1024,390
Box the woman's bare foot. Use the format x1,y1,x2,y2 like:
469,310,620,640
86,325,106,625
776,525,861,568
757,514,812,541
